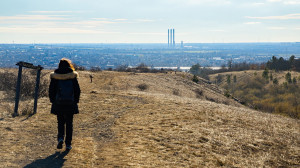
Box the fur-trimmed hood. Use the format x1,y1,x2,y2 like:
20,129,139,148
50,71,79,80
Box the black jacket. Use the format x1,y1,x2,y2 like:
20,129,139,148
49,67,81,115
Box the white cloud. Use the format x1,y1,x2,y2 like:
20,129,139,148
0,26,120,34
268,27,287,30
284,0,300,4
165,0,231,5
28,11,75,14
187,0,231,5
244,22,261,24
135,19,155,22
208,29,226,32
252,2,265,5
92,18,110,20
266,0,300,4
129,32,165,35
69,20,116,26
67,18,154,27
0,15,68,21
246,13,300,20
0,14,157,35
114,19,128,21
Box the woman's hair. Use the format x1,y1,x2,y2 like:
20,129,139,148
58,58,75,71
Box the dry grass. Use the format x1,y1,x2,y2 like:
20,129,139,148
0,70,299,167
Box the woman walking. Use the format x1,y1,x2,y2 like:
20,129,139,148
49,58,80,150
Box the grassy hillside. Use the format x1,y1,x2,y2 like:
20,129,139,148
0,70,299,167
210,70,300,119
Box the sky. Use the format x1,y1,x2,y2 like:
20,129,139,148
0,0,299,43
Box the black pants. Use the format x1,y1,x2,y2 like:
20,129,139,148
57,113,74,146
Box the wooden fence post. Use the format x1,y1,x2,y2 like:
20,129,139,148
14,65,22,117
33,66,43,114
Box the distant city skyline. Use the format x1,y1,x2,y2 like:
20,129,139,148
0,0,300,43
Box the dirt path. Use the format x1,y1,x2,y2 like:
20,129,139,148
0,88,153,167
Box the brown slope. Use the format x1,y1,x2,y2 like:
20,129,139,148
0,71,299,167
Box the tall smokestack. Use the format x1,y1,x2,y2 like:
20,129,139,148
168,29,170,47
170,29,173,47
173,29,175,47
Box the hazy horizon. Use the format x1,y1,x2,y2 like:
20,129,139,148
1,42,300,45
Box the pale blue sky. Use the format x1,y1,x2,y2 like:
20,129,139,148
0,0,299,43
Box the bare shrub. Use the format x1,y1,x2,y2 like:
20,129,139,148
194,88,203,98
215,74,223,84
115,65,129,72
173,89,180,96
136,63,150,73
137,83,149,91
192,75,199,83
90,66,102,72
38,72,50,97
224,90,231,98
73,63,86,71
114,63,170,73
20,104,34,116
20,70,49,98
205,96,216,102
20,70,36,97
2,103,14,118
0,70,49,99
0,71,17,94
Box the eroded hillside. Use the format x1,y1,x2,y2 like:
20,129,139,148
0,70,299,167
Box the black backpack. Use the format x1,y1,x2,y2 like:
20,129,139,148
55,80,75,105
